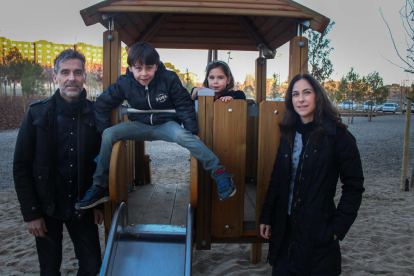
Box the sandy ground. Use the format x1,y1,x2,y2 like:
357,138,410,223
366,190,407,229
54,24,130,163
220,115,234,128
1,115,414,275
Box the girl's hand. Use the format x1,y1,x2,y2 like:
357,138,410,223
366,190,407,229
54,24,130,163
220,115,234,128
260,224,271,239
191,87,203,100
220,96,233,102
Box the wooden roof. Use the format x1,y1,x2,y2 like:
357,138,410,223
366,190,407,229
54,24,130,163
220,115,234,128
80,0,330,58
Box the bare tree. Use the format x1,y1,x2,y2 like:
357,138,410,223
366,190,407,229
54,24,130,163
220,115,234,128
380,1,414,73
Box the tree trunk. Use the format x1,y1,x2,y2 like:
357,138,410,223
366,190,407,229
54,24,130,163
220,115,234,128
351,107,354,124
13,81,16,98
9,82,12,101
347,108,350,125
22,94,26,113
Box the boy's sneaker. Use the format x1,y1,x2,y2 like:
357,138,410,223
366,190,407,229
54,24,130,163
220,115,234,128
214,170,236,201
75,185,110,210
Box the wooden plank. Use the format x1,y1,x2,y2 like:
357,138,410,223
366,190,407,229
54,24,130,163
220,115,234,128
118,0,291,5
211,100,246,238
135,141,146,185
264,17,294,43
151,36,252,45
156,29,248,38
258,17,283,34
128,184,156,224
109,141,129,204
138,13,171,42
168,14,239,23
251,243,262,263
98,6,314,19
79,0,120,26
268,24,296,50
150,42,256,51
203,94,215,248
190,154,198,208
195,96,207,250
111,1,301,11
171,185,191,225
255,101,285,236
245,99,256,180
288,36,308,82
140,184,177,224
235,16,270,48
161,22,243,31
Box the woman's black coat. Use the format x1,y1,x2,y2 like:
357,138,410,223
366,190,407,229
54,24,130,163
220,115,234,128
259,118,364,275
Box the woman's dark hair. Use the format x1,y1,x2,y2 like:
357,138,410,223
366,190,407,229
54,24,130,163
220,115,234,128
280,73,347,146
203,61,235,93
127,42,160,66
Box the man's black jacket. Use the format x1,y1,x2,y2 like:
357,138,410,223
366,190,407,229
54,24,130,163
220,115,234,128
13,90,101,222
94,62,198,134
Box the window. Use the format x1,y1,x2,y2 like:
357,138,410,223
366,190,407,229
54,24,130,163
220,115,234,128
24,45,28,48
47,50,50,53
38,44,42,47
47,45,51,48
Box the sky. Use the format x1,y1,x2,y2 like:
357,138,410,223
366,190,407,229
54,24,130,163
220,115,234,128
0,0,409,85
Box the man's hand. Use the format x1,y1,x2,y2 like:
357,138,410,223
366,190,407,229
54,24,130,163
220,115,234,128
220,96,233,102
27,217,47,238
260,224,271,239
94,209,104,225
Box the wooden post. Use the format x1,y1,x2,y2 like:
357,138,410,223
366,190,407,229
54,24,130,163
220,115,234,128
401,91,413,191
207,50,212,64
102,30,122,242
213,50,218,61
255,57,267,104
288,36,308,83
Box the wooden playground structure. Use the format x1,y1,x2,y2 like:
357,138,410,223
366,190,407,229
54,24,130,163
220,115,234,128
80,0,329,265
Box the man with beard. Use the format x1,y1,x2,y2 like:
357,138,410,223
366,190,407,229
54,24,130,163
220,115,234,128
13,49,102,275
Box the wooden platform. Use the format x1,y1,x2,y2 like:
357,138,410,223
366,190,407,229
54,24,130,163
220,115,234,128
128,183,257,226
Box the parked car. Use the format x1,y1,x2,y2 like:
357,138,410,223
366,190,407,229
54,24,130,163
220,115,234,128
340,100,356,110
382,103,398,113
363,100,378,112
402,103,414,114
376,104,383,111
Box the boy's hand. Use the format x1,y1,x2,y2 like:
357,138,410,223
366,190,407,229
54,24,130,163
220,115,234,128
220,96,233,102
193,134,200,140
27,217,47,238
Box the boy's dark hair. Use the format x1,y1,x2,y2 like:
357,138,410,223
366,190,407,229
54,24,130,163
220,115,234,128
203,60,235,92
53,49,86,75
127,42,160,66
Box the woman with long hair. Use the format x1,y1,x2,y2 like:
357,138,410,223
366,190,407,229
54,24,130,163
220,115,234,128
260,74,364,275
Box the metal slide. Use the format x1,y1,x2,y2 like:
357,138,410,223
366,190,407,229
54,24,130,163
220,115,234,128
100,202,194,276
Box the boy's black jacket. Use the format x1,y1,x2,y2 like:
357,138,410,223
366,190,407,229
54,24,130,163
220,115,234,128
94,62,198,134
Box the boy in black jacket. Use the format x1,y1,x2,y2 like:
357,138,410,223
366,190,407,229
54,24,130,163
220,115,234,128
76,42,235,210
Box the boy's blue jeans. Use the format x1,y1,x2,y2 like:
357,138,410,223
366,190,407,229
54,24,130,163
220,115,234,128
93,120,224,187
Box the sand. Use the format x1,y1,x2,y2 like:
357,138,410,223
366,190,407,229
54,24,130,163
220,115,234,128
1,115,414,275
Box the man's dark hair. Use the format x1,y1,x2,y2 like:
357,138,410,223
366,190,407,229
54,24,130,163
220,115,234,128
53,49,86,75
127,42,160,66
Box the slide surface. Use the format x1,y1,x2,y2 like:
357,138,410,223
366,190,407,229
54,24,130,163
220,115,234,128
100,202,193,276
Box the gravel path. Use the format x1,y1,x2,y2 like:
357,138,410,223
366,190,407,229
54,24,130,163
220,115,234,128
2,115,414,189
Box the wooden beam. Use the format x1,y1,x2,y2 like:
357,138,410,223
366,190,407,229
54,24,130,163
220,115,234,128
138,13,171,42
118,0,291,5
79,0,120,26
149,42,257,51
111,1,301,12
162,22,243,31
98,6,314,19
151,36,252,45
155,29,248,38
255,57,267,104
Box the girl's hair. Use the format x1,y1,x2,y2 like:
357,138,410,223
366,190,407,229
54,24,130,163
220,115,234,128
203,61,235,92
280,73,347,146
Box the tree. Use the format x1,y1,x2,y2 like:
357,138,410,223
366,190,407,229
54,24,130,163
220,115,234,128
244,74,255,99
4,47,24,99
365,72,389,122
21,60,46,112
269,73,280,99
324,79,338,104
381,2,414,73
307,21,336,82
346,68,364,124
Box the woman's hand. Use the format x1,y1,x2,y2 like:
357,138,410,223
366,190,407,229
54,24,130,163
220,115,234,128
260,224,272,239
220,96,233,102
191,87,203,100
